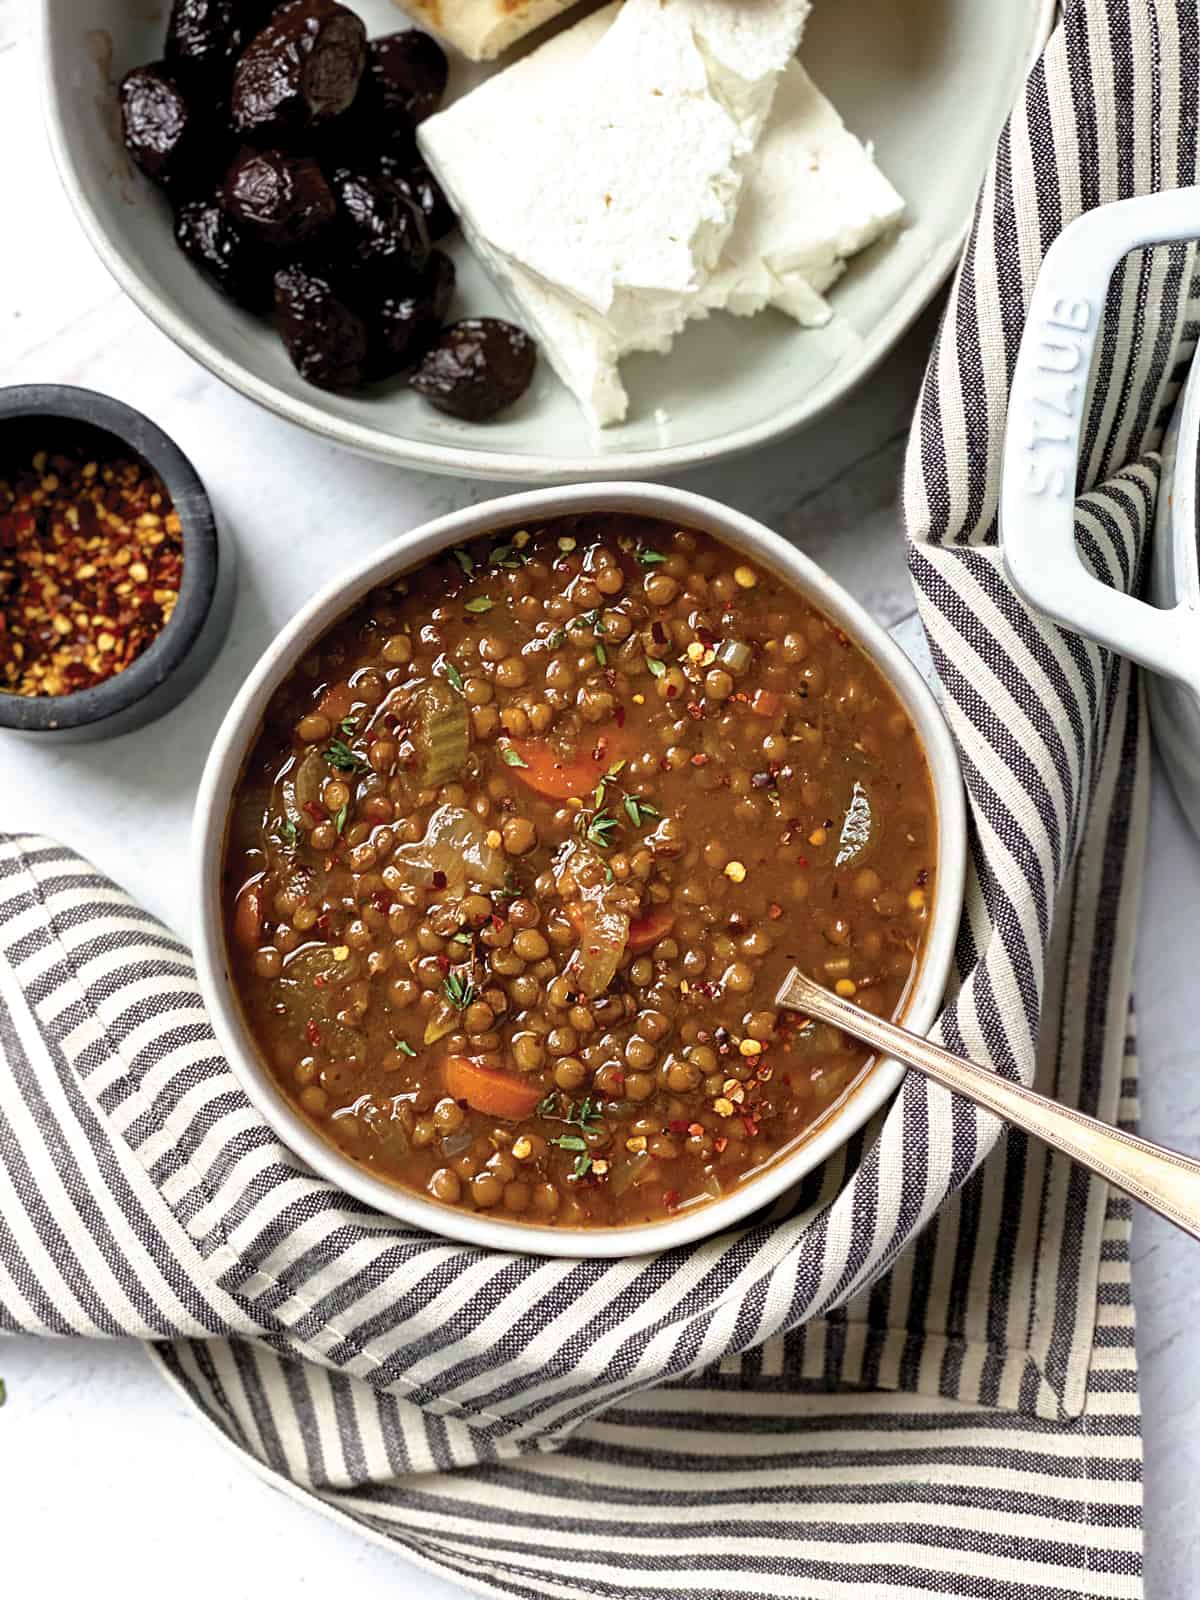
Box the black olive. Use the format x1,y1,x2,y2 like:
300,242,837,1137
274,264,369,390
175,196,274,310
165,0,260,78
410,319,537,422
222,147,336,248
166,1,280,79
367,30,448,131
390,162,456,242
425,249,456,324
369,249,456,378
119,62,205,185
232,0,367,140
313,95,407,175
309,29,443,179
325,168,430,283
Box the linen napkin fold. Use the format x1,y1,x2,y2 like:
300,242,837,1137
2,0,1195,1594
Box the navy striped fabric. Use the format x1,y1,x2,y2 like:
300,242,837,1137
1,2,1194,1594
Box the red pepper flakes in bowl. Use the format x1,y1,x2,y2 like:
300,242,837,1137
0,447,183,697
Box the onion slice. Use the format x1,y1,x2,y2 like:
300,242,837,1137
554,838,629,998
281,747,327,829
392,803,508,892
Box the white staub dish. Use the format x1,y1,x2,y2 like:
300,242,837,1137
1001,186,1200,837
192,483,967,1258
42,0,1052,481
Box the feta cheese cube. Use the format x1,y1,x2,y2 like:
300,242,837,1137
700,64,907,326
422,0,904,426
421,0,811,423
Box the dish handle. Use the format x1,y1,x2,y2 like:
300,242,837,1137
1001,188,1200,693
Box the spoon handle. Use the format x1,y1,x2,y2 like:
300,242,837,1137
776,968,1200,1242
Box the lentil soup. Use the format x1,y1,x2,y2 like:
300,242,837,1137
224,515,936,1230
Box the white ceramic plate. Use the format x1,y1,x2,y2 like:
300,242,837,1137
42,0,1052,482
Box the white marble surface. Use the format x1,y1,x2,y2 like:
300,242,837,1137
1,4,1198,1595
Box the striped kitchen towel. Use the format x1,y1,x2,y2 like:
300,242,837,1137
0,0,1193,1594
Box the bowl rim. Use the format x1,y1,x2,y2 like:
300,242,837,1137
191,481,966,1258
0,383,219,732
38,1,1055,484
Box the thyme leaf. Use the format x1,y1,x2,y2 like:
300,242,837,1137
584,810,619,851
443,971,477,1010
324,738,369,774
623,795,661,828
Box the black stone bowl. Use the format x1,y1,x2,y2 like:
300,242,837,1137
0,385,234,741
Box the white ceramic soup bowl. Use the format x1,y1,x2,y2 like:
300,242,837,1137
193,483,966,1256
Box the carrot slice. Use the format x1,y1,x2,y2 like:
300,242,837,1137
233,881,265,950
749,689,782,718
627,904,675,953
507,724,634,800
316,680,354,723
444,1056,543,1121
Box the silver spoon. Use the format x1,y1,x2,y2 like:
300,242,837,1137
776,968,1200,1242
